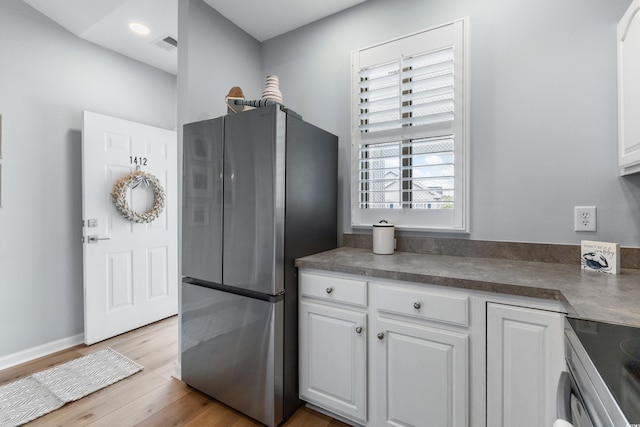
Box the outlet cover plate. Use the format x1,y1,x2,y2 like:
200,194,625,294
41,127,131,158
574,206,597,232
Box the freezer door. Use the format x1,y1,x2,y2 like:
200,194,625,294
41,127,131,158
182,118,223,284
223,106,285,295
181,282,284,427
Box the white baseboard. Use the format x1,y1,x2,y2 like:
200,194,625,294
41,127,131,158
0,333,84,371
172,361,181,380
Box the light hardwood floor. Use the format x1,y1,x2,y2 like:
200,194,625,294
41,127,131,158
0,316,349,427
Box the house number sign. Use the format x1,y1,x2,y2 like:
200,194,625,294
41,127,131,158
129,156,148,166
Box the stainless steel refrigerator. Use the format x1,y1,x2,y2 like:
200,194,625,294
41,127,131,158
180,105,337,426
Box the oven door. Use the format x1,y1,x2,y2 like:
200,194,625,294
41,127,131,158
564,320,631,426
555,371,594,427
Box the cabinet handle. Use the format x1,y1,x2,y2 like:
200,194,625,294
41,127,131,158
355,326,363,334
413,302,421,310
377,332,385,340
326,287,333,294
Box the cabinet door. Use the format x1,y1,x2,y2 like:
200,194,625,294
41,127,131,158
299,301,367,423
486,303,564,427
618,0,640,175
374,318,468,427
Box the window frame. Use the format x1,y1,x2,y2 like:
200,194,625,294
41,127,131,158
350,18,470,233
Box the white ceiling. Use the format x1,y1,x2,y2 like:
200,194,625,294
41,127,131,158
203,0,366,42
20,0,366,75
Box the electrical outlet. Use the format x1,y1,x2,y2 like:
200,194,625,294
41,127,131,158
574,206,596,232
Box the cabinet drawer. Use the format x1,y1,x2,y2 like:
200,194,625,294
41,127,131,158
376,284,469,327
300,272,367,307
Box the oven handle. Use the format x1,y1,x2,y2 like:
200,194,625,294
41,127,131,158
557,371,573,423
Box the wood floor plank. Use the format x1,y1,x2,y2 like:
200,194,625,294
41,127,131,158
86,377,191,427
182,399,260,427
152,356,180,380
124,338,178,371
131,388,213,427
284,407,345,427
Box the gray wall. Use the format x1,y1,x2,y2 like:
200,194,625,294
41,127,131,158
259,0,640,247
0,1,176,357
179,0,262,126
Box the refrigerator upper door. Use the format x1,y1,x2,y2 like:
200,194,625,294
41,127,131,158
182,118,224,284
223,106,286,295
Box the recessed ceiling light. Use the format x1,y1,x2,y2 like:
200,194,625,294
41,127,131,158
129,22,150,35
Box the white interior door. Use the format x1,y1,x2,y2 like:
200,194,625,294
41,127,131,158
82,111,178,345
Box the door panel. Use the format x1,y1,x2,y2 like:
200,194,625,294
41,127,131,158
486,303,565,427
181,282,283,426
107,251,133,310
223,108,284,294
182,118,223,284
299,301,367,423
82,111,178,344
148,246,169,298
376,319,468,427
146,168,168,230
107,164,134,234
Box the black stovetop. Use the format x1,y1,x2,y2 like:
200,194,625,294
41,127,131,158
568,317,640,423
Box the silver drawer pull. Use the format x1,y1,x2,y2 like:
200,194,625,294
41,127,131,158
355,326,363,334
414,302,421,309
326,287,333,294
377,332,385,340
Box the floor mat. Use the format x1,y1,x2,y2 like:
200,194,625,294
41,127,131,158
0,347,143,427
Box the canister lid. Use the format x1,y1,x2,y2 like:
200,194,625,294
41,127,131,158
373,220,394,227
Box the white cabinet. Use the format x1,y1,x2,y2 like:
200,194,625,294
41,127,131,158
300,272,476,426
372,282,470,427
299,272,367,424
373,318,468,427
299,269,566,427
618,0,640,175
486,303,565,427
299,302,367,423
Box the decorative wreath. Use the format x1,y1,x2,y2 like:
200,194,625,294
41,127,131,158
111,171,166,223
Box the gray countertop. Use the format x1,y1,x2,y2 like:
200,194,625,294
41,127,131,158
295,247,640,328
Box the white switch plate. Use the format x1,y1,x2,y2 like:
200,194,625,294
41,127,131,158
574,206,596,232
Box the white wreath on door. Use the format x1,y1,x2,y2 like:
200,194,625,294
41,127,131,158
111,171,166,223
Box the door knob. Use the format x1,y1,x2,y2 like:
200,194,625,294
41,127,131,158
377,332,384,340
355,326,363,334
86,235,111,244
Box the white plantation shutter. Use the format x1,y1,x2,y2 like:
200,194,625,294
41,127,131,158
358,48,455,134
358,136,455,210
351,19,469,231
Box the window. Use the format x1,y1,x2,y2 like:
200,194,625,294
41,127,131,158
351,19,469,231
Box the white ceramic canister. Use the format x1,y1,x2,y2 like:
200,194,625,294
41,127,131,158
373,220,395,254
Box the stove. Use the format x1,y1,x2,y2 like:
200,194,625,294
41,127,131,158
566,317,640,426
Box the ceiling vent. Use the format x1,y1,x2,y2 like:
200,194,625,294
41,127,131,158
154,34,178,51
